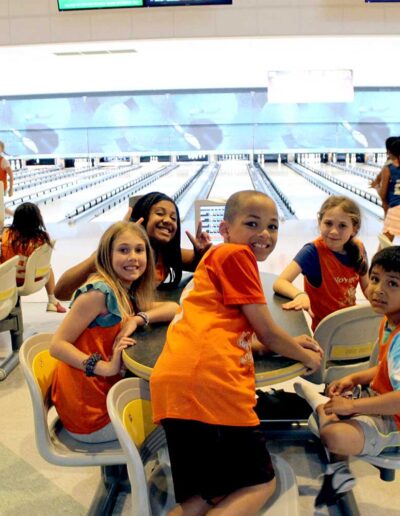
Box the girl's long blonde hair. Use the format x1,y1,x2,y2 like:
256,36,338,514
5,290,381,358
90,221,155,320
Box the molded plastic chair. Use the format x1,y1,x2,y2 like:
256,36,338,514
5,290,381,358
19,333,127,515
107,377,300,516
0,256,23,380
17,242,53,296
306,304,382,385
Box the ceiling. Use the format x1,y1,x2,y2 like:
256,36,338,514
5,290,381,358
2,35,400,97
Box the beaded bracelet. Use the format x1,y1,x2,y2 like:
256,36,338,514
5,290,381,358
293,291,307,299
136,311,150,327
83,352,102,377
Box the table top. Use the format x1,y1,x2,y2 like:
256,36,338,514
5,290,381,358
123,272,309,387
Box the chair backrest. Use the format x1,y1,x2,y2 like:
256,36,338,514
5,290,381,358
17,242,53,296
19,333,124,467
0,255,19,320
107,377,168,516
307,304,382,384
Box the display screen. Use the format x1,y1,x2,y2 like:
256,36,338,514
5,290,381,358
58,0,143,10
58,0,231,8
146,0,232,5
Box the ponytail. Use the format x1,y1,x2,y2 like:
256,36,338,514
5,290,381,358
344,238,368,276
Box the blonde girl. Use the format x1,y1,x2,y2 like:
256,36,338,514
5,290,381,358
50,221,178,443
273,196,369,331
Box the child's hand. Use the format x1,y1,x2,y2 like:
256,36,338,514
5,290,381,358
323,396,356,417
116,316,139,341
104,336,135,376
327,377,354,398
301,348,322,375
186,221,212,257
282,293,314,318
293,335,322,356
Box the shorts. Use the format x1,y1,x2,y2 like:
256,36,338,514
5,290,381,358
161,418,275,503
352,388,400,456
383,205,400,237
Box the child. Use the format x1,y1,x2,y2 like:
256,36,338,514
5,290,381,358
369,136,398,197
50,221,178,443
54,191,211,300
0,202,66,313
377,139,400,244
150,191,322,515
0,140,14,217
294,246,400,507
273,195,369,331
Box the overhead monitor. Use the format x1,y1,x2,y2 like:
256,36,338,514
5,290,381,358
195,199,226,245
146,0,232,5
58,0,143,10
268,69,354,104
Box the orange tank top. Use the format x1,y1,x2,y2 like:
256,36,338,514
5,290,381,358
305,236,362,331
51,282,123,434
370,318,400,429
1,228,46,286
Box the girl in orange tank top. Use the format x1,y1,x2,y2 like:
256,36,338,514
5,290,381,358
50,221,178,443
273,196,369,331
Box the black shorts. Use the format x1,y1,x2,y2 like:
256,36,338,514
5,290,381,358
161,418,275,503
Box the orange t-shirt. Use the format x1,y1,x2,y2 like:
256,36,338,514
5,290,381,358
305,236,362,331
51,282,123,435
370,318,400,430
150,243,266,427
0,157,8,191
1,228,46,286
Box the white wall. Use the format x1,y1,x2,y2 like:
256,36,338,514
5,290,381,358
0,0,399,46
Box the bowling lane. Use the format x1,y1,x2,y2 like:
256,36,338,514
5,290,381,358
207,160,253,199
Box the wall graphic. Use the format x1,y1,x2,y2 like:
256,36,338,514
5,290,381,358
0,88,399,156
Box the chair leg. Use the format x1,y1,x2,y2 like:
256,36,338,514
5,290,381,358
0,305,24,381
377,467,396,481
86,465,129,516
336,490,361,516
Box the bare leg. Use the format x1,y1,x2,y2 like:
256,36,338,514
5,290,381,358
45,269,67,313
208,480,276,516
5,206,14,216
168,495,211,516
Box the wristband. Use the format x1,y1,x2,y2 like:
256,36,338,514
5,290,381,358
136,311,150,327
293,291,307,299
83,352,102,377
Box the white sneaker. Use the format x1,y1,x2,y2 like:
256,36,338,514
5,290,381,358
47,302,67,313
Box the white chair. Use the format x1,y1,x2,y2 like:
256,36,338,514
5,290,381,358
17,242,53,296
107,377,300,516
306,304,382,385
0,256,23,380
19,333,127,515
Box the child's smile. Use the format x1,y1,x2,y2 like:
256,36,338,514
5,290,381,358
112,230,147,287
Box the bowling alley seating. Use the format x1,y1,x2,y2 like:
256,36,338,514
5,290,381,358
0,242,54,380
305,304,382,387
107,377,300,516
0,256,22,380
19,333,127,515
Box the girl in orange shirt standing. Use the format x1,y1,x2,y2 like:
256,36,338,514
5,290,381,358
273,196,369,331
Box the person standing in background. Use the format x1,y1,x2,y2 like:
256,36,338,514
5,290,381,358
0,141,14,217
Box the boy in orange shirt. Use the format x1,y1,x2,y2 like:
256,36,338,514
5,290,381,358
150,190,322,516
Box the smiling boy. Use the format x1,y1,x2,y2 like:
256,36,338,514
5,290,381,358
150,190,322,516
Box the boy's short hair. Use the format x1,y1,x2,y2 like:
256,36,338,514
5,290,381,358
369,246,400,275
224,191,273,222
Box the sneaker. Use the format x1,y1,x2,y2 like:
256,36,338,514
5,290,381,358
315,464,356,507
47,301,67,313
